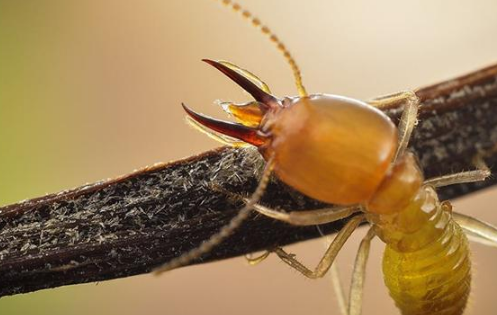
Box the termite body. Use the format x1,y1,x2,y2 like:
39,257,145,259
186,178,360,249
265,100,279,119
181,59,477,315
156,1,496,315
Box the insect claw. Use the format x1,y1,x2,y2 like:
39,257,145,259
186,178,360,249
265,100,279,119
182,103,268,147
202,59,279,110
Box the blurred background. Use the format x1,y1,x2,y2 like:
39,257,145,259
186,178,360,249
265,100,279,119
0,0,497,314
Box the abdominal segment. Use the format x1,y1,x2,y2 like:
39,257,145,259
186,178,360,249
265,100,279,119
382,221,471,315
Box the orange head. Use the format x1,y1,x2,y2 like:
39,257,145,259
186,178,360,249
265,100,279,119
183,60,398,205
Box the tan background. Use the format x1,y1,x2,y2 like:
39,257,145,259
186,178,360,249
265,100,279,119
0,0,496,314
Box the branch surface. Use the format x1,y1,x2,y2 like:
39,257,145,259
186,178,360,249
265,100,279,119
1,64,497,297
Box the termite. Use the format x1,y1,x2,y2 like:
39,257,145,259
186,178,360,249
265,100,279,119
155,1,497,314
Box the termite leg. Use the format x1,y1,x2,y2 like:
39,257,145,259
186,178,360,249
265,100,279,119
368,90,419,161
331,263,348,315
244,204,360,265
242,205,360,266
424,169,490,188
348,227,375,315
368,90,418,109
394,91,419,161
424,155,491,188
251,203,361,226
214,184,361,225
271,215,365,279
453,212,497,248
245,204,360,267
245,251,271,266
395,94,419,161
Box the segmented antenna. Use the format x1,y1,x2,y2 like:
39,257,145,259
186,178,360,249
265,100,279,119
217,0,308,97
153,156,275,274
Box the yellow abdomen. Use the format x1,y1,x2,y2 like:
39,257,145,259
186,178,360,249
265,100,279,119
382,219,471,315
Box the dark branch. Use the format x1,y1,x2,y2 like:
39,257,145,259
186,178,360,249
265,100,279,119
1,64,497,298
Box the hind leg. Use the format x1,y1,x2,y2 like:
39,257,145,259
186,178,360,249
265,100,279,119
424,154,493,246
331,263,348,315
453,212,497,248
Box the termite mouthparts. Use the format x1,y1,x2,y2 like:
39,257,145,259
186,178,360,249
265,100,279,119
182,59,276,148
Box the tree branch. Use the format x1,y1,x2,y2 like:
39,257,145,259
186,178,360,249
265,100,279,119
1,64,497,297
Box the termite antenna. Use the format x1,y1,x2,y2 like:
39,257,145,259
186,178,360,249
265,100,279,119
217,0,308,97
153,155,275,274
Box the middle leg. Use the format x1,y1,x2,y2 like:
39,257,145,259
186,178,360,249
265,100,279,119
272,215,365,279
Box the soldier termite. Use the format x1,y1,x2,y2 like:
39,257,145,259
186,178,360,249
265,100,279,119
155,1,497,314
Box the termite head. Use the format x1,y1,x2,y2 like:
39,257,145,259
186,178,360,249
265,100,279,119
184,60,398,205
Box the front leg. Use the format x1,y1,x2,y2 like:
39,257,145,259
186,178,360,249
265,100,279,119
214,183,360,226
251,202,360,226
368,90,420,161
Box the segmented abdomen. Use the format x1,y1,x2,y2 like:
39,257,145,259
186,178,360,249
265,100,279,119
382,220,471,315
